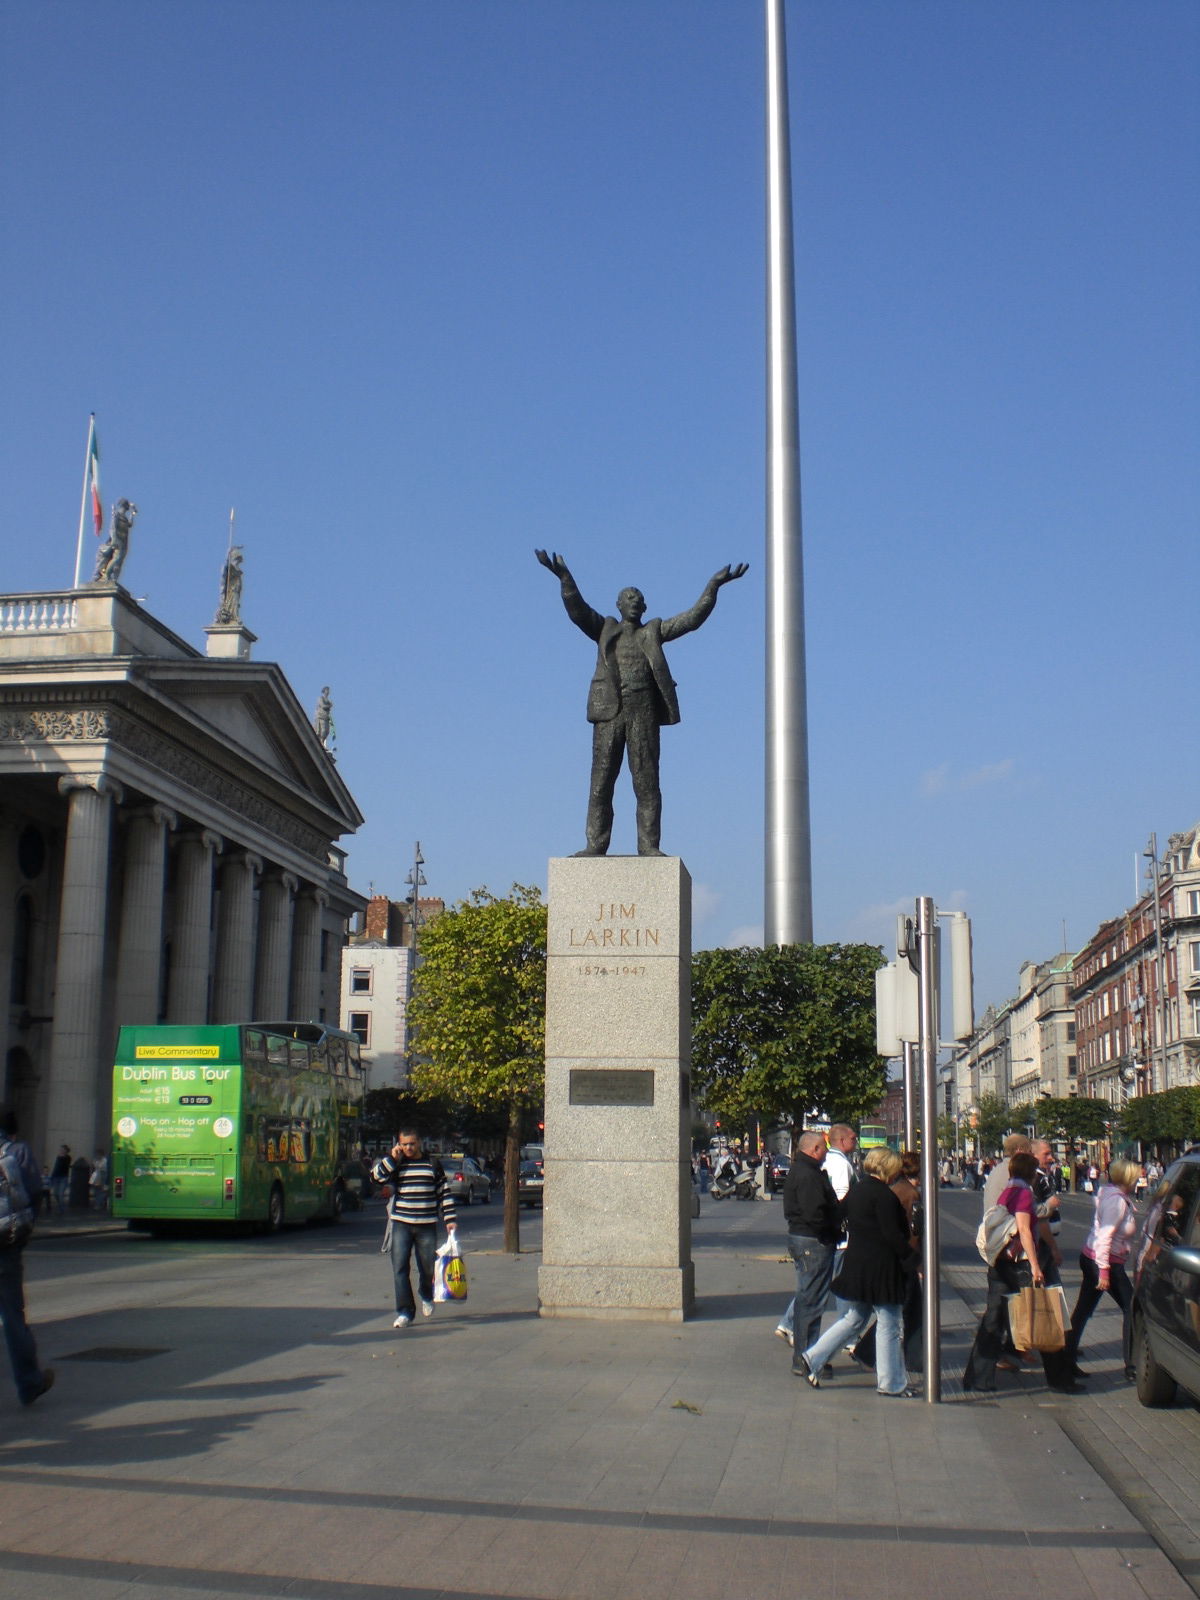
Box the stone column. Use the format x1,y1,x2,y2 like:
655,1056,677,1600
46,774,122,1154
212,851,262,1022
290,888,326,1023
113,804,177,1026
255,870,297,1018
167,830,222,1023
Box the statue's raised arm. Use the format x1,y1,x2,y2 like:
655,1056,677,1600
535,548,603,641
660,560,750,643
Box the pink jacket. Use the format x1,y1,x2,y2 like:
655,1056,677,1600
1082,1183,1137,1271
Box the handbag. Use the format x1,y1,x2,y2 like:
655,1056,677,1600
1007,1285,1066,1352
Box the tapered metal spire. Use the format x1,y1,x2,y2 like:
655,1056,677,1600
764,0,813,945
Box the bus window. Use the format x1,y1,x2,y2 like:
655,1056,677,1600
347,1039,361,1074
288,1040,309,1072
329,1038,346,1076
266,1034,288,1068
244,1029,266,1061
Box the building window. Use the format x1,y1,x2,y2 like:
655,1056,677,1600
1189,997,1200,1036
350,968,372,995
1068,1055,1077,1076
1067,1022,1075,1041
1189,941,1200,975
348,1012,370,1047
1188,890,1200,917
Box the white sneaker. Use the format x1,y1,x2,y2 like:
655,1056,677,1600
393,1314,411,1329
775,1325,793,1346
420,1300,434,1319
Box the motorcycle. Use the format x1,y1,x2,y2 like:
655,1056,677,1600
710,1166,761,1202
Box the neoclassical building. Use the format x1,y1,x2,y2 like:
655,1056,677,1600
0,581,365,1164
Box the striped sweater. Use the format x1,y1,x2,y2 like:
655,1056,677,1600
371,1154,456,1227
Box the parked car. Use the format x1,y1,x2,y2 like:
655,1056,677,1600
1127,1149,1200,1407
337,1159,370,1211
518,1160,544,1209
440,1154,491,1207
765,1153,790,1195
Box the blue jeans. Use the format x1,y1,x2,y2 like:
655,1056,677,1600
0,1247,46,1402
388,1222,437,1317
805,1298,908,1394
784,1235,835,1354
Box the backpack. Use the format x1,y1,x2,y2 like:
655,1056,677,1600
0,1139,36,1249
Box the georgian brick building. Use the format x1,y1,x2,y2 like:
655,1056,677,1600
1072,823,1200,1106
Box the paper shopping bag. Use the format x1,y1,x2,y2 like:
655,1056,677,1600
1007,1286,1066,1352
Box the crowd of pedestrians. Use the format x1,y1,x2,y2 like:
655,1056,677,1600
769,1121,1150,1400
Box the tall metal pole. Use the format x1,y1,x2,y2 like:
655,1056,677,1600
916,895,942,1403
764,0,813,947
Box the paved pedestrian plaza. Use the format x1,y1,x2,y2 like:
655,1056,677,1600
0,1193,1194,1599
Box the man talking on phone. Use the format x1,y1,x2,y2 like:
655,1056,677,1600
372,1129,456,1328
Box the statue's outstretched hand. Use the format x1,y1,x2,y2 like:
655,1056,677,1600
712,563,749,586
535,549,571,580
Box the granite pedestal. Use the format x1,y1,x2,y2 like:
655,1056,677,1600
538,855,694,1321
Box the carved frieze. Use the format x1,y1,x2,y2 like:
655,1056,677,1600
0,701,328,861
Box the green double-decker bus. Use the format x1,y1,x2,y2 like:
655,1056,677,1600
112,1021,364,1230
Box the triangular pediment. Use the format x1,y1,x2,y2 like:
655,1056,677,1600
132,659,362,832
167,684,303,782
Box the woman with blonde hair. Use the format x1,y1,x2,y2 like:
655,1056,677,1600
794,1145,918,1398
1065,1157,1141,1380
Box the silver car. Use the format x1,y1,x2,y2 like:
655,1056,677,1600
440,1155,491,1207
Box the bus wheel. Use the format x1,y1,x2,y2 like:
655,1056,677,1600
267,1185,285,1233
331,1183,345,1218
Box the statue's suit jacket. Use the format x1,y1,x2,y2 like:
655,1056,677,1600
558,575,719,728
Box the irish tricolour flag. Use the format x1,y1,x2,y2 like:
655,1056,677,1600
88,422,102,534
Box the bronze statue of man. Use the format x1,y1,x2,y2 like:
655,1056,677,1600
536,550,748,856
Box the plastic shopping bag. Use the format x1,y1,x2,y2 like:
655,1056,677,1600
434,1234,467,1302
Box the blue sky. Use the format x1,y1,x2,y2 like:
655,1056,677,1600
2,0,1196,1016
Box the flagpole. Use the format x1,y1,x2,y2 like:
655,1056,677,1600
73,414,96,590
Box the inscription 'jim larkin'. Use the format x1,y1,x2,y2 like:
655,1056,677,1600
566,902,660,951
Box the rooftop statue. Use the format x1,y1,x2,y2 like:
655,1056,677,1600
214,544,244,625
535,549,747,857
314,686,333,747
93,499,138,585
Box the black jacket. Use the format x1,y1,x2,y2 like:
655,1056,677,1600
781,1150,842,1244
833,1176,914,1306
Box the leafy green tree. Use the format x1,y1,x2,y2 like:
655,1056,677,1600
408,885,547,1253
936,1113,959,1153
1119,1087,1200,1151
972,1093,1014,1155
1036,1095,1111,1146
691,943,887,1130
